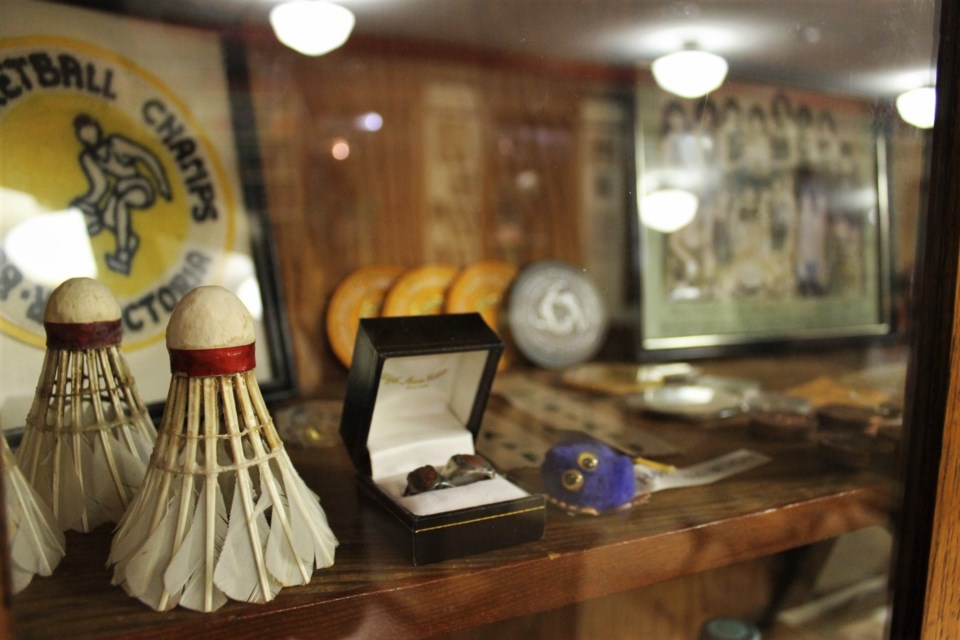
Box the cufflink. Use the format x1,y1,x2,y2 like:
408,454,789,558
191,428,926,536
404,465,453,496
442,453,497,486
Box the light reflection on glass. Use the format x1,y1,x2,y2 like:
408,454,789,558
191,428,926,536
331,138,351,160
355,111,384,132
4,208,98,284
640,188,699,233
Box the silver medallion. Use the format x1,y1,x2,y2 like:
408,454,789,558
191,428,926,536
506,260,608,368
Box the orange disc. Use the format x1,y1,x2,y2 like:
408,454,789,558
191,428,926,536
326,265,404,366
381,264,459,317
445,261,517,332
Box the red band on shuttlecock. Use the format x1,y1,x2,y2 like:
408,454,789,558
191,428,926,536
169,343,256,377
45,320,122,349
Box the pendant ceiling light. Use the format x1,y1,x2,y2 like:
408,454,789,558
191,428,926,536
896,86,936,129
270,0,356,57
651,48,728,99
640,189,699,233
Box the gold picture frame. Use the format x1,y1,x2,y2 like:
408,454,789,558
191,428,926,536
636,82,892,354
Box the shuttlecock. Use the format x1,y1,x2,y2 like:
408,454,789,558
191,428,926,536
108,286,337,612
16,278,156,533
3,437,66,593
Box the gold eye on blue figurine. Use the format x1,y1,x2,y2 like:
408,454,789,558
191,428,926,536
541,434,649,516
562,468,585,491
577,451,599,471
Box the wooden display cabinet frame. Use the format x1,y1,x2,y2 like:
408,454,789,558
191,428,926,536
0,3,957,639
889,1,960,638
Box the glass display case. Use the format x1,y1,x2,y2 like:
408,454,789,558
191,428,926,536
0,0,952,638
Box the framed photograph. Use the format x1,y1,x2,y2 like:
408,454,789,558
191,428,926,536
636,83,891,354
0,1,296,427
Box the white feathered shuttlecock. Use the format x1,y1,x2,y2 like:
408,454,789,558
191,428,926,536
108,285,337,612
16,277,156,533
3,436,65,593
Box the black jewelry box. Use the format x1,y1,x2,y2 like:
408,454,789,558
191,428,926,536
339,313,546,565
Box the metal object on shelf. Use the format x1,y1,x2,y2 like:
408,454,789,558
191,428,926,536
442,453,498,486
506,260,608,369
403,465,453,495
626,383,744,421
560,361,701,395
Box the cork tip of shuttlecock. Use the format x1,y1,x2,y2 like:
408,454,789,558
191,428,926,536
166,286,255,350
44,278,121,324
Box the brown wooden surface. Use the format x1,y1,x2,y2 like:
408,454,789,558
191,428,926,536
429,554,789,640
7,352,898,639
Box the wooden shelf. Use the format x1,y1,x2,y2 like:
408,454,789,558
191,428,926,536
8,354,897,639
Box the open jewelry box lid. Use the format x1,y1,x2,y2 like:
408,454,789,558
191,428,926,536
339,313,504,479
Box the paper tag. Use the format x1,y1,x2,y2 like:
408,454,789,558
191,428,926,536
634,449,771,493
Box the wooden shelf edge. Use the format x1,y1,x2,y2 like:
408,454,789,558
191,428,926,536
75,484,889,640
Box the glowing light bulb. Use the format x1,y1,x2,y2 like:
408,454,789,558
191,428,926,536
270,1,355,57
652,49,728,99
896,86,936,129
640,189,699,233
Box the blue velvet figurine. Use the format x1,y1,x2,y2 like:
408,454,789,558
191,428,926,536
540,434,644,515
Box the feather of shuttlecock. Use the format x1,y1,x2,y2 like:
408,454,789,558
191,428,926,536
277,451,338,570
107,469,163,581
163,478,228,612
110,285,338,612
2,437,66,593
121,491,183,610
214,475,279,603
16,278,156,533
263,474,304,587
109,385,193,611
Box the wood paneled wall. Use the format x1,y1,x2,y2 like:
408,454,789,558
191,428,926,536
245,38,632,394
242,35,925,398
